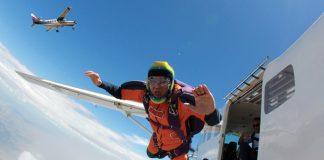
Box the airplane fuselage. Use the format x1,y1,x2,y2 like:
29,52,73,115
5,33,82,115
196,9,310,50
34,19,75,27
195,13,324,160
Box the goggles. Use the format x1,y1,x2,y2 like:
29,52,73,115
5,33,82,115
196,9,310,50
148,77,171,87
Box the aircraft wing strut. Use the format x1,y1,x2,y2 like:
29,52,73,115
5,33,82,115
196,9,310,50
46,27,53,32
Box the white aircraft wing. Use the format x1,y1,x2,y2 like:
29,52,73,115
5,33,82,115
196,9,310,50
16,71,147,118
57,7,71,21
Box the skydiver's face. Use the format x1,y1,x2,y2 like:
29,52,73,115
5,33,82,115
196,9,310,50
148,76,170,98
253,119,260,133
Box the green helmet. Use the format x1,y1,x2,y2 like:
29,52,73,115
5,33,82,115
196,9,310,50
147,61,175,104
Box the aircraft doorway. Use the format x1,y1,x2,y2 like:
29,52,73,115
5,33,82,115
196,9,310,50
219,59,266,160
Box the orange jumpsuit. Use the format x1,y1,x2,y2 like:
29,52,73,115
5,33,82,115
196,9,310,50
99,81,221,160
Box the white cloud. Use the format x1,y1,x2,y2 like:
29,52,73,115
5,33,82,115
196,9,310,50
0,43,149,160
123,134,150,146
18,151,38,160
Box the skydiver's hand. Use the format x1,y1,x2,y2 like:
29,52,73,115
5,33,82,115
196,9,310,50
239,132,250,144
186,84,216,115
84,71,102,86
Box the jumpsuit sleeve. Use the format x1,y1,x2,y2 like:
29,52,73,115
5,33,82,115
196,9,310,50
98,80,122,99
98,80,146,103
204,109,222,126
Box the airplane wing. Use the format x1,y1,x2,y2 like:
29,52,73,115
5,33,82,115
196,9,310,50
57,7,71,21
46,27,52,32
16,71,147,118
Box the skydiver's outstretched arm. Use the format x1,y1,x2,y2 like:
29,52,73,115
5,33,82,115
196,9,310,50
84,71,102,86
84,71,121,99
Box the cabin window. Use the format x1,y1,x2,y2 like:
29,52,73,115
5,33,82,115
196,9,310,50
264,64,295,114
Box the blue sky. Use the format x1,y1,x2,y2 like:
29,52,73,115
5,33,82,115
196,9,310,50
1,0,324,158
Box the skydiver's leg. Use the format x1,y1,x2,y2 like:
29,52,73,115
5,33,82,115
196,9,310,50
147,136,159,157
171,154,188,160
146,135,167,158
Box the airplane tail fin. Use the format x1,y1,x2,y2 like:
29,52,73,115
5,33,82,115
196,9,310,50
31,13,40,23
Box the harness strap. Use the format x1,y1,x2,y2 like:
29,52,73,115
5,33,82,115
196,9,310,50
143,91,150,114
167,140,191,159
143,81,195,157
144,87,187,141
152,132,159,147
168,90,186,141
147,117,189,142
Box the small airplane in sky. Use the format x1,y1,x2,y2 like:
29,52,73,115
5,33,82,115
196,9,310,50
31,7,76,32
